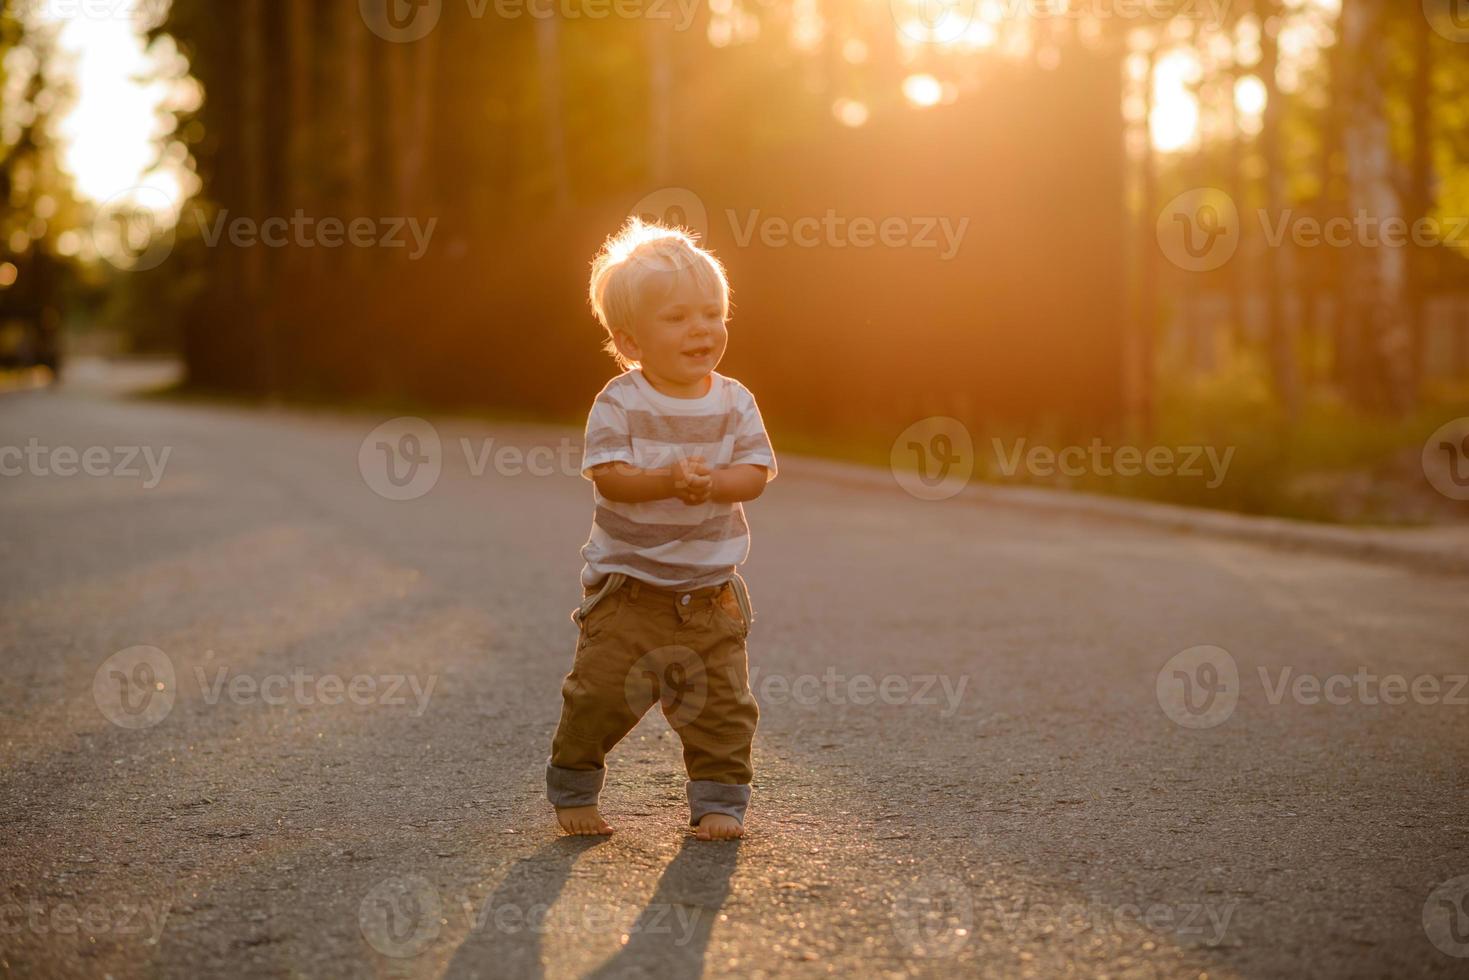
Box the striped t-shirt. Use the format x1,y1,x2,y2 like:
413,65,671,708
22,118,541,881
579,369,777,590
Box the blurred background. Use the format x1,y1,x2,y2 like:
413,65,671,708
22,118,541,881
2,0,1468,521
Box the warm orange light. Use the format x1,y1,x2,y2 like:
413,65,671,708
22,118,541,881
832,98,869,128
901,74,943,108
1234,75,1267,117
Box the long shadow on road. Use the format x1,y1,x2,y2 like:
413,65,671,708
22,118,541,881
582,838,738,980
443,836,738,980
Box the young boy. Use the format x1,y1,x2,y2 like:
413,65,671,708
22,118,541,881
546,217,776,841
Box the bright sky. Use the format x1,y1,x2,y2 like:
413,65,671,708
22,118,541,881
29,0,198,218
887,0,1341,156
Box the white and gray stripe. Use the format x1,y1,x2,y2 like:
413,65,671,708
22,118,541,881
578,370,776,589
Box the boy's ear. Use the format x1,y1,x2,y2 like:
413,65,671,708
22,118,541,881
612,328,641,363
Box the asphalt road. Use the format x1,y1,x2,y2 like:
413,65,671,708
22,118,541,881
1,368,1466,979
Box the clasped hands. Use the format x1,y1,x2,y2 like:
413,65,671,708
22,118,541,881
672,455,714,505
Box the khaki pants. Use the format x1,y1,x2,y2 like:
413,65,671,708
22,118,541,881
546,572,759,826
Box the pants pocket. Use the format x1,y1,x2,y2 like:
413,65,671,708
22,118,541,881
713,581,751,638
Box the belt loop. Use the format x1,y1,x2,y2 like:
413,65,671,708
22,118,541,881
629,580,641,601
729,571,753,630
575,572,625,625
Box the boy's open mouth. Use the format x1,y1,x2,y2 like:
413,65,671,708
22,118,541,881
682,347,712,358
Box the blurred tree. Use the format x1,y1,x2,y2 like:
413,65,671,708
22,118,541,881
1258,0,1299,418
1341,0,1414,413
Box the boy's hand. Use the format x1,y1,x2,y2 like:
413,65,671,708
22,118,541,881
673,456,712,505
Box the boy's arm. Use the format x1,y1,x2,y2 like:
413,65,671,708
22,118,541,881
591,459,710,504
710,464,769,503
590,462,677,503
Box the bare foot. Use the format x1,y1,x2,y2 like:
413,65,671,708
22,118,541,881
556,805,612,836
694,813,744,840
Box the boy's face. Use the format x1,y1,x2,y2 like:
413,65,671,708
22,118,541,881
616,269,728,395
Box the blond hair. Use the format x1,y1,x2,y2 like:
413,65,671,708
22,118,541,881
587,216,730,370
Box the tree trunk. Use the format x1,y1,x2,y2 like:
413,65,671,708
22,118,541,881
1132,42,1159,439
1340,0,1415,413
1258,0,1299,417
1227,13,1250,357
1407,5,1434,395
646,23,672,185
340,0,369,273
241,0,272,396
536,19,571,210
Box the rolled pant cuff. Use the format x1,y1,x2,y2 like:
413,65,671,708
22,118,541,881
687,780,751,826
547,761,605,809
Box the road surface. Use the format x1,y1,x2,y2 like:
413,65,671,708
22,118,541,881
1,367,1466,978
